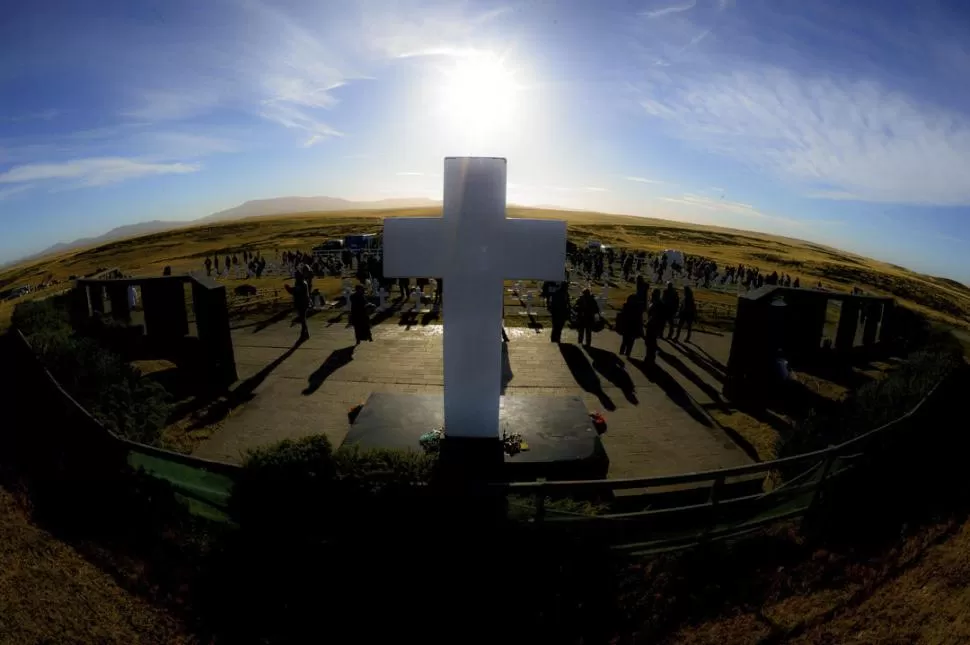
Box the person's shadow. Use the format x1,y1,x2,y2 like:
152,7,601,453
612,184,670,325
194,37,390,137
303,346,356,396
584,346,638,404
501,342,513,393
558,343,616,411
628,358,712,427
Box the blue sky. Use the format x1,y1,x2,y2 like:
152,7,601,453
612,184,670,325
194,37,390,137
2,0,969,281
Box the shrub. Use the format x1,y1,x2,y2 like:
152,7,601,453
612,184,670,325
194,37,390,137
11,296,171,446
11,297,71,340
229,436,444,542
229,435,338,538
776,347,962,465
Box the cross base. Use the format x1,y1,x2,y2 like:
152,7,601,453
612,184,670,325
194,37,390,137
340,393,609,482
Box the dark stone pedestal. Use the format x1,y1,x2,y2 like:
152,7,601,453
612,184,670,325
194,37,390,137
341,393,609,481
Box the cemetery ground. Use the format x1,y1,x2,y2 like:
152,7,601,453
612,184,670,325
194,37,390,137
2,357,970,644
2,206,970,333
4,208,970,643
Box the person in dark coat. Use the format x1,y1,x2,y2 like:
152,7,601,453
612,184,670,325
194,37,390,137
644,289,665,365
349,285,372,345
433,278,443,306
675,285,697,342
617,294,644,357
204,257,212,276
398,277,410,300
636,274,648,304
549,281,571,343
662,281,679,339
574,288,599,347
292,269,311,339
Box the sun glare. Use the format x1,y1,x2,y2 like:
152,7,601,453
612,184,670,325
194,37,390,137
434,53,522,140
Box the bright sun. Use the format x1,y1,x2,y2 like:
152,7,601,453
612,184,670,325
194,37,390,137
435,53,522,140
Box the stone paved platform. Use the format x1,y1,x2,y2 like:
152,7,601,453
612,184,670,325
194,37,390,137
193,311,750,479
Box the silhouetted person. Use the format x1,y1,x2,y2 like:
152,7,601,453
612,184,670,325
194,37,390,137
662,281,679,339
225,255,231,272
636,274,648,304
398,277,410,299
644,289,664,365
675,285,697,342
548,281,570,343
292,270,311,340
349,285,372,345
162,265,172,276
433,278,443,306
617,294,644,357
794,277,800,289
574,288,599,347
204,257,212,276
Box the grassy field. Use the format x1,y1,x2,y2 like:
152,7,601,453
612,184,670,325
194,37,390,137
2,207,968,333
3,207,966,459
0,486,193,644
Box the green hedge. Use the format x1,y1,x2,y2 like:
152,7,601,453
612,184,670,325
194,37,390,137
11,297,171,445
229,435,440,540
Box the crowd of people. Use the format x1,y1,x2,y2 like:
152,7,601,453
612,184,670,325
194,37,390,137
203,250,268,279
541,278,697,364
275,241,831,351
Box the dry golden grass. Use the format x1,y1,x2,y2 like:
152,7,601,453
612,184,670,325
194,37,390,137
0,486,193,644
664,517,970,645
2,207,968,332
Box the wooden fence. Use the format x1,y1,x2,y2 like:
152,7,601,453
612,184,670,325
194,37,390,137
3,327,953,553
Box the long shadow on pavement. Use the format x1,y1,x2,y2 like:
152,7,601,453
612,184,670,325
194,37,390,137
584,346,638,405
501,343,513,394
667,340,727,383
303,346,356,396
666,340,793,440
558,343,616,411
657,347,727,410
189,337,306,430
627,358,712,428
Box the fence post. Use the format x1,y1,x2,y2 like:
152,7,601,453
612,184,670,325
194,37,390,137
802,447,838,537
534,479,546,523
700,474,726,542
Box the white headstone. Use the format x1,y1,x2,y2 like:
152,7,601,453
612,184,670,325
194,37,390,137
377,287,389,312
342,280,352,312
383,157,566,439
412,286,423,312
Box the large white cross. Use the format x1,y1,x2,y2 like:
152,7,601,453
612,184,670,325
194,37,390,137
383,157,566,439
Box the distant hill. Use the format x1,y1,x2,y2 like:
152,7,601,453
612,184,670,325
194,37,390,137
15,220,187,266
13,196,442,265
201,196,441,222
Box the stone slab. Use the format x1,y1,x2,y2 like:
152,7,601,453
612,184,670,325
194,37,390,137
342,392,609,480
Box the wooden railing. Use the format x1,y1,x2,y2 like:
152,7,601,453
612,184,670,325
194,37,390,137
4,327,953,551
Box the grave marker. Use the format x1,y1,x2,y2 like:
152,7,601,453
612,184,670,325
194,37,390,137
383,157,566,439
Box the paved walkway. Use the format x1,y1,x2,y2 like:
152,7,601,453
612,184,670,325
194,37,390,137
193,310,751,479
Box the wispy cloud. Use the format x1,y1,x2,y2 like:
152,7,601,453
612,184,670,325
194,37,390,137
396,171,425,176
660,193,843,232
5,109,60,123
623,176,663,184
123,89,223,122
584,186,608,192
0,158,201,187
259,101,342,147
0,185,33,200
363,2,512,60
640,0,697,19
636,67,970,205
